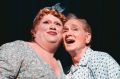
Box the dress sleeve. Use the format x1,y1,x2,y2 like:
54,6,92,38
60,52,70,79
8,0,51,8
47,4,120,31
0,42,23,79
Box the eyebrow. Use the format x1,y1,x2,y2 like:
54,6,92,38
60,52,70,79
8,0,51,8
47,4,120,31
54,21,62,23
71,24,79,27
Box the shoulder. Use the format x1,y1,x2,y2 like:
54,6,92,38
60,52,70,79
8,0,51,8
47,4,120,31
86,48,110,62
88,49,119,67
91,50,115,62
88,49,120,78
0,40,27,58
0,40,25,49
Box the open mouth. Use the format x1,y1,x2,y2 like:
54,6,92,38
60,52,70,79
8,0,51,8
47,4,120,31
65,39,75,44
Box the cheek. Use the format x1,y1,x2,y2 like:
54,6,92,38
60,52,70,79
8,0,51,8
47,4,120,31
57,28,63,36
33,27,46,37
36,25,47,33
76,33,86,42
62,33,66,40
62,34,65,38
58,27,63,33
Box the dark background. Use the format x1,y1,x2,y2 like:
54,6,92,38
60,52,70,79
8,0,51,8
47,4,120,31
0,0,119,71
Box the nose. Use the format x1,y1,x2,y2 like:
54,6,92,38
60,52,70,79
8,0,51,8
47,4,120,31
49,25,56,30
66,33,72,38
64,30,72,37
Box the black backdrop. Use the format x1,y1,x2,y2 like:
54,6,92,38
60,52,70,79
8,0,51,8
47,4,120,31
0,0,119,69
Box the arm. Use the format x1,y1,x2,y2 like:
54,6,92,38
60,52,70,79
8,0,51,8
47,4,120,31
0,42,23,79
106,53,120,79
93,52,120,79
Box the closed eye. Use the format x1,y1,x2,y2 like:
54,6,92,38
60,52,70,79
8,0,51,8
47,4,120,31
55,22,62,26
63,28,68,33
73,28,78,31
43,21,49,24
72,27,79,31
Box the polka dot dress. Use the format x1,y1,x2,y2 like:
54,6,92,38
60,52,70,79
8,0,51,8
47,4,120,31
65,48,120,79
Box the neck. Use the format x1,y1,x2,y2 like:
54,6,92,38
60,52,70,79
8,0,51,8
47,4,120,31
33,39,59,55
71,46,89,65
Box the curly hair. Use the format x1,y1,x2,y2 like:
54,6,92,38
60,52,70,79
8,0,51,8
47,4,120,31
30,8,67,40
32,8,67,29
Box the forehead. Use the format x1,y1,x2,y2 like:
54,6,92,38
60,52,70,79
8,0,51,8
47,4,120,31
41,14,62,22
64,19,84,28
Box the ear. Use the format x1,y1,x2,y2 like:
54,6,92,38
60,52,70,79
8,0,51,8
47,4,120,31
31,29,36,38
85,32,91,44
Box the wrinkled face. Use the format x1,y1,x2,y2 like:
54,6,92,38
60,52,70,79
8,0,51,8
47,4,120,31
32,14,63,44
63,19,91,52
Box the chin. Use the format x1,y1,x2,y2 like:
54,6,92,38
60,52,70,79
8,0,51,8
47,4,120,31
48,38,57,42
49,39,61,44
65,47,75,52
48,40,57,43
